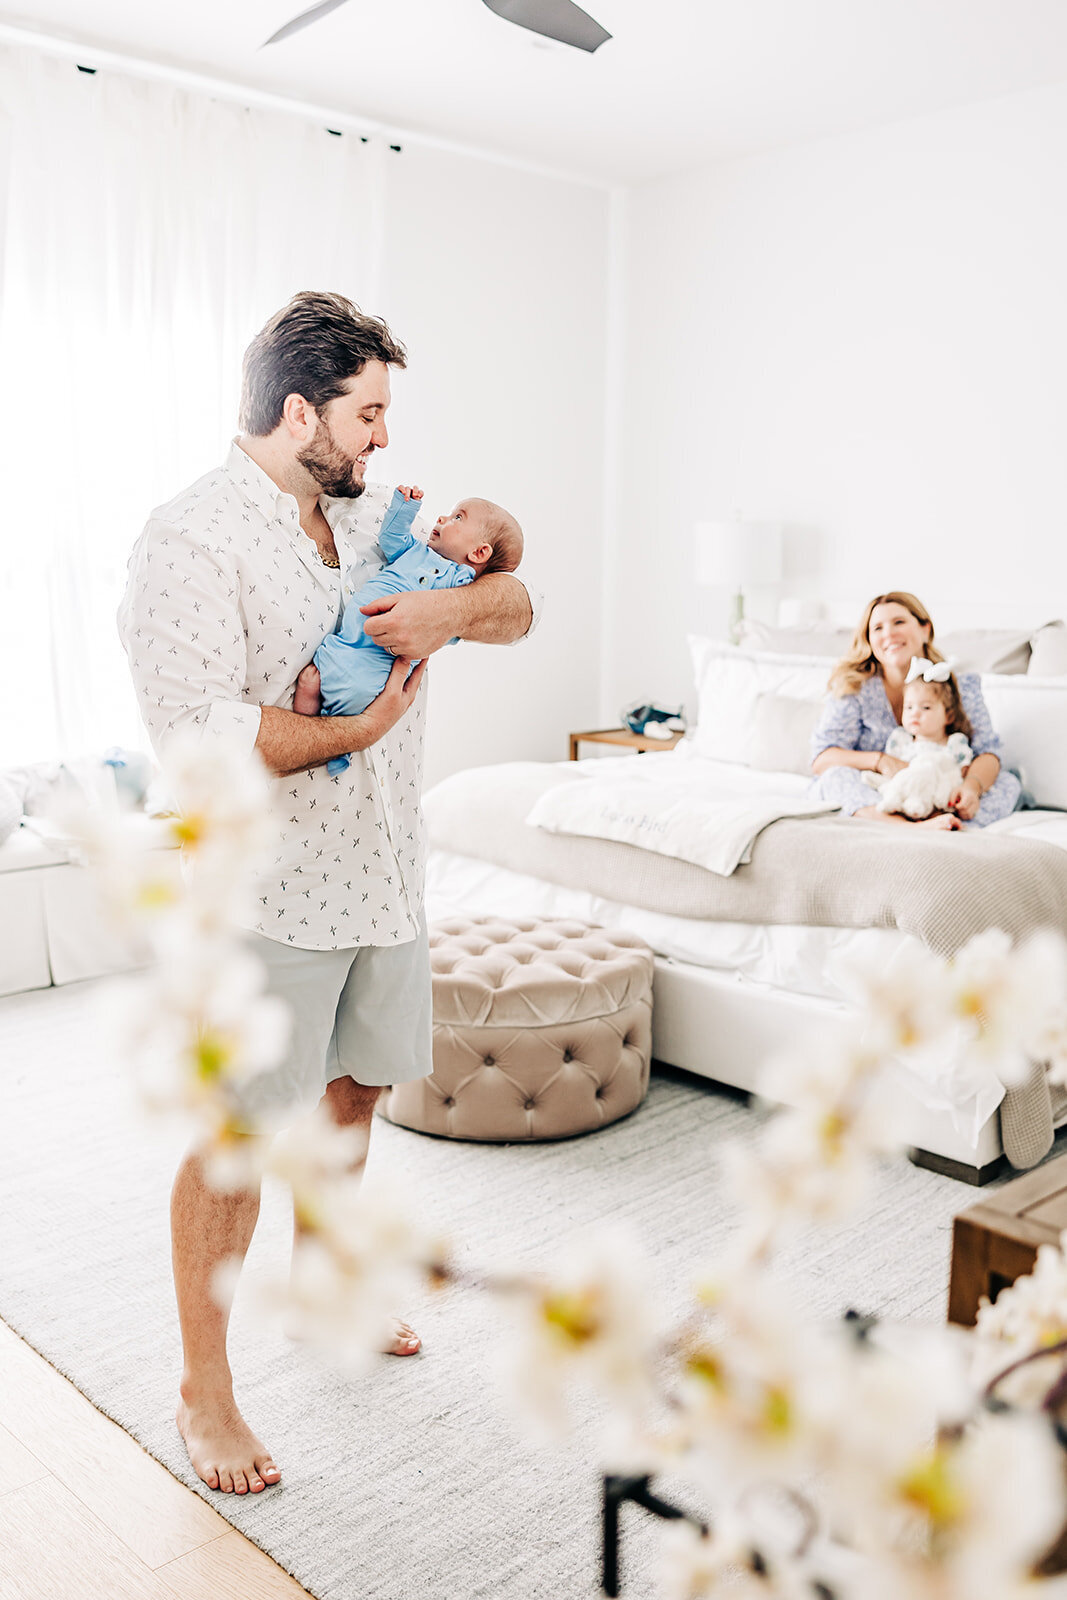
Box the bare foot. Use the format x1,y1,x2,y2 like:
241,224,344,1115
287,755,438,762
293,663,321,717
384,1319,421,1356
176,1390,281,1494
284,1316,421,1355
917,813,961,831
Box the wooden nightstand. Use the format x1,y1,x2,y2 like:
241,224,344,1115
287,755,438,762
568,727,683,760
948,1154,1067,1327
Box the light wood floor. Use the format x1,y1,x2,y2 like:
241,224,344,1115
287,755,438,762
0,1319,313,1600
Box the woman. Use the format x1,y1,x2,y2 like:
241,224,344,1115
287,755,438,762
809,591,1021,830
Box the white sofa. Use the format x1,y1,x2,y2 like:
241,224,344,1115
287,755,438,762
0,819,177,997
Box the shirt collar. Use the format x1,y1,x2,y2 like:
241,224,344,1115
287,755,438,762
225,440,370,543
224,439,302,528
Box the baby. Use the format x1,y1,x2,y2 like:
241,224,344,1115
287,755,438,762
295,486,523,774
864,658,973,820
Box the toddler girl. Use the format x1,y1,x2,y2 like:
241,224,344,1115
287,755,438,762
865,658,973,821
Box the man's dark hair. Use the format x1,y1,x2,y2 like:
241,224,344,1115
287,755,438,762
240,291,407,436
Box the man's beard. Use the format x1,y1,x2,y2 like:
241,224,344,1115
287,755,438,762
297,414,367,499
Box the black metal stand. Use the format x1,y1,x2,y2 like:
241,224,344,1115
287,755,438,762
601,1474,707,1597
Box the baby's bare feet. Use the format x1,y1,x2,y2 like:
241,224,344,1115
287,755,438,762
176,1390,280,1494
293,663,321,717
918,813,961,831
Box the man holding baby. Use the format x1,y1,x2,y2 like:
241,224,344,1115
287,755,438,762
119,290,537,1494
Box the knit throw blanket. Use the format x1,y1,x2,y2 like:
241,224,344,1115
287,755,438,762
425,762,1067,1168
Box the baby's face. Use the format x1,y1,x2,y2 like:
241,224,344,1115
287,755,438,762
428,500,488,565
902,684,949,741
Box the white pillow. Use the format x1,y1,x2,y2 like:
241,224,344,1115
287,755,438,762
980,675,1067,808
747,694,824,777
1029,621,1067,677
688,638,833,766
938,628,1032,675
738,620,852,658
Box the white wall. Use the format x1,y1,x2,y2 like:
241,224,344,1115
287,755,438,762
608,79,1067,717
376,145,609,785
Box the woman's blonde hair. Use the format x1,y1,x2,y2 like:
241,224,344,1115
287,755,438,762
828,591,944,697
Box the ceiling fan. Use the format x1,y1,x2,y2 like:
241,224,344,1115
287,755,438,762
263,0,612,54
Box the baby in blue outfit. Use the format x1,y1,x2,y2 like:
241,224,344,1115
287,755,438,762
295,486,523,774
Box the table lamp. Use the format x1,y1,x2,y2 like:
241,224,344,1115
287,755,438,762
694,518,784,644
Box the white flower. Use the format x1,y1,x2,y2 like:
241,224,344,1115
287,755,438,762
835,940,955,1058
675,1268,829,1494
106,942,290,1139
946,930,1066,1089
729,1037,907,1249
499,1227,662,1451
852,1412,1066,1600
256,1172,447,1373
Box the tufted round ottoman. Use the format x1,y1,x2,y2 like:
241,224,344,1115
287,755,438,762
379,917,654,1141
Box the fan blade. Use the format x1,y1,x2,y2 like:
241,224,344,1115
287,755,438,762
262,0,351,47
481,0,611,53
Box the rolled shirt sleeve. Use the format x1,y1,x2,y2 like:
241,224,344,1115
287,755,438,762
117,519,262,761
810,691,862,762
959,673,1001,759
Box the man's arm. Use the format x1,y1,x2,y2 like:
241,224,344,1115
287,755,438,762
255,657,427,776
360,573,533,658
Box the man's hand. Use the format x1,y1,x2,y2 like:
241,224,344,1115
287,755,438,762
361,591,461,658
360,655,428,742
950,777,982,821
256,655,428,775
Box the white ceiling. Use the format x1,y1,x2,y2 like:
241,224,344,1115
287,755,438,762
7,0,1067,184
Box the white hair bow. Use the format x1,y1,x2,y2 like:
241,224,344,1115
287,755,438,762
905,656,953,684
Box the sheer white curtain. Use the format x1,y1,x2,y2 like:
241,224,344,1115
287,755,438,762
0,45,386,763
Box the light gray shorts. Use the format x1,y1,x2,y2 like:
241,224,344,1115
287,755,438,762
234,918,433,1125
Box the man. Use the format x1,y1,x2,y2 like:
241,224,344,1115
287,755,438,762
118,291,536,1496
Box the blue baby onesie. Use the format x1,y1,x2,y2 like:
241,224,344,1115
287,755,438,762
315,489,475,775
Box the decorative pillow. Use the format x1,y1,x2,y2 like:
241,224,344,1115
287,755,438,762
1029,621,1067,677
938,628,1032,675
737,621,852,659
746,693,824,777
980,675,1067,808
688,638,833,766
739,620,1035,673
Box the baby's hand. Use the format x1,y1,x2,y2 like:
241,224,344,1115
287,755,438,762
395,485,424,502
293,662,321,717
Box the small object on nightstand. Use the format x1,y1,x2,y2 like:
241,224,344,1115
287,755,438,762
569,727,684,760
620,702,687,738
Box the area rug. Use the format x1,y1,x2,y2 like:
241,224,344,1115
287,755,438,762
0,980,1034,1600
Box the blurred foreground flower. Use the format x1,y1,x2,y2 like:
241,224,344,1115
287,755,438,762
499,1227,662,1458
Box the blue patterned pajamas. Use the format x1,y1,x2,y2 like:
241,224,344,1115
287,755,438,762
808,672,1021,827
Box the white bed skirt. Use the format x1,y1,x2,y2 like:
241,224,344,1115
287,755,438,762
425,848,1008,1177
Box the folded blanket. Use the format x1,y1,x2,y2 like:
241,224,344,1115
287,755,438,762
527,772,837,877
425,761,1067,1168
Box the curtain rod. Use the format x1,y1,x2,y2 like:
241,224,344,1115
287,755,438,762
0,19,609,192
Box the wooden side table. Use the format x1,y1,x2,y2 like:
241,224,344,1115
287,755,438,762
947,1155,1067,1326
569,728,683,761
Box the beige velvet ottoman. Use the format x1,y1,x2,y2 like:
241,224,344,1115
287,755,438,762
380,917,654,1141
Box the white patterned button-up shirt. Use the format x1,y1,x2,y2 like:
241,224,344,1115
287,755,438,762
118,441,535,951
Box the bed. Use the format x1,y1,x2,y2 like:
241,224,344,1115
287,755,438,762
422,626,1067,1185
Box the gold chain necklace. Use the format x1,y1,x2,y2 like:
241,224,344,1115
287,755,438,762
317,547,341,569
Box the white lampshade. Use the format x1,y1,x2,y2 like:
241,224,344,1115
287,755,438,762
694,519,784,588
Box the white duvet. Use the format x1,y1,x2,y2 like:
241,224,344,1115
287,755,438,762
525,748,838,875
